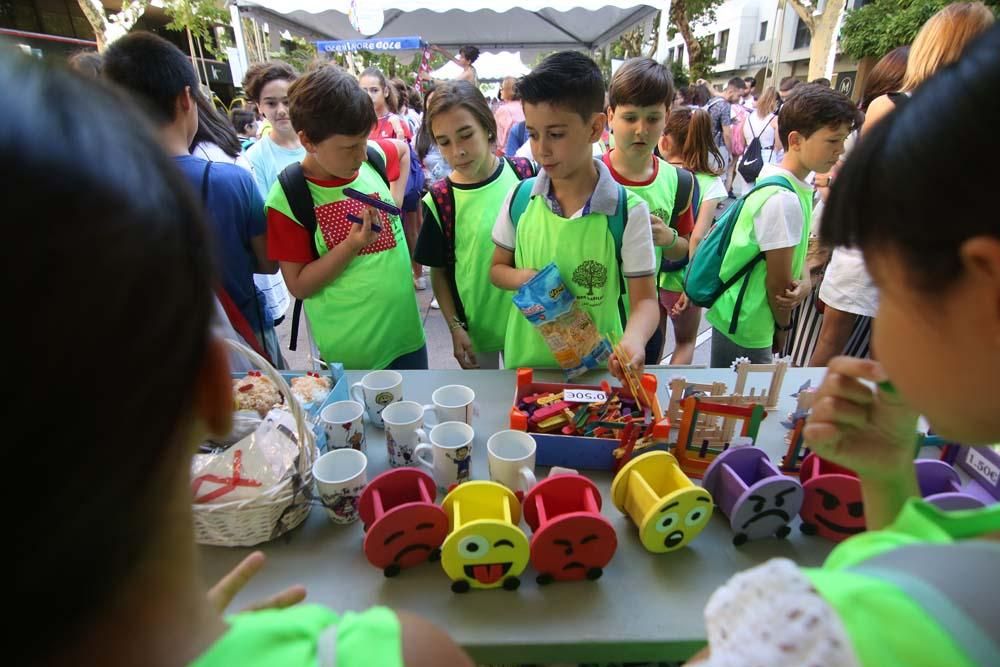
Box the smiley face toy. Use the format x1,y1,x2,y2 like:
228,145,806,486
440,481,530,593
358,469,449,577
798,453,865,542
702,446,803,546
611,451,713,553
523,473,617,585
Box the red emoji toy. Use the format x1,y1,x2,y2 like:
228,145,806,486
358,468,449,577
522,473,617,585
798,453,865,542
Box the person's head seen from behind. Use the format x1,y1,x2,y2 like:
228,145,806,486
607,57,674,163
289,64,377,181
516,50,605,181
425,80,498,184
823,25,1000,444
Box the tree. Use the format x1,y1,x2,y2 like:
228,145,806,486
841,0,998,59
593,14,660,80
572,261,608,296
785,0,849,81
76,0,148,50
665,0,723,79
163,0,231,88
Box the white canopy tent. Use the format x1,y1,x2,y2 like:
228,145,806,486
234,1,660,63
430,51,531,81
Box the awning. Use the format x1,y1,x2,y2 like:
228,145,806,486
235,1,659,58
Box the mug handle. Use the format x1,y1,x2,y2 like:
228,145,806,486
518,467,537,492
421,404,439,428
350,382,365,406
413,438,434,471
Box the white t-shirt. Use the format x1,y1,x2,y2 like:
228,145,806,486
192,141,253,173
743,112,778,165
245,134,307,200
492,159,656,278
752,164,809,261
820,248,879,317
699,174,728,204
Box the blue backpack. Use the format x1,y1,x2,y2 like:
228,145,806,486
683,176,796,333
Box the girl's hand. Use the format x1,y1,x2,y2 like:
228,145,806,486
609,335,645,384
671,292,689,317
451,328,480,369
803,357,919,481
207,551,306,614
346,207,381,252
650,215,674,247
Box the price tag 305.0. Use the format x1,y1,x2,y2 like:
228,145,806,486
564,389,607,403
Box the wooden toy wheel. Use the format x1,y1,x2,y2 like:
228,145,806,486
502,576,521,591
732,533,748,547
800,522,817,536
383,564,401,578
586,567,603,581
776,525,791,539
428,547,441,562
536,573,554,586
451,580,470,594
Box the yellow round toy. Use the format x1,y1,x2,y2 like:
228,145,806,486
611,451,713,553
440,481,530,593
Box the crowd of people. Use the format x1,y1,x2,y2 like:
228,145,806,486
11,2,999,664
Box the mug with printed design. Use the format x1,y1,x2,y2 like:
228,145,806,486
350,370,403,428
381,400,430,468
313,448,368,525
413,421,475,491
320,400,366,453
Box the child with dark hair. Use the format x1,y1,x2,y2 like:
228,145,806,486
67,49,102,77
704,84,862,368
103,31,283,367
691,26,1000,665
4,50,471,667
490,51,659,380
266,65,425,370
243,61,303,198
190,92,252,171
605,57,694,365
360,67,411,142
232,108,259,150
414,80,535,369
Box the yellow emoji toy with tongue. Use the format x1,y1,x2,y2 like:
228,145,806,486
441,481,530,593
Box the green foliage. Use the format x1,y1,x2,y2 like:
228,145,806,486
670,60,691,89
163,0,229,43
276,36,318,73
690,34,718,79
665,0,723,40
841,0,999,59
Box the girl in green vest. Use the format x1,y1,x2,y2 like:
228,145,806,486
8,53,470,666
689,25,1000,665
414,80,535,369
657,107,728,364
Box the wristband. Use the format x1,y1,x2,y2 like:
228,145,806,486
776,321,794,332
448,316,466,332
663,227,679,250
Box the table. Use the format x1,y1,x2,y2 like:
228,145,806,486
199,367,834,664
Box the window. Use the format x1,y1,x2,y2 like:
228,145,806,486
717,29,729,62
667,47,674,63
677,44,684,63
793,17,811,49
759,21,768,41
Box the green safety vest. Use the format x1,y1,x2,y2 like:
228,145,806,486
265,145,425,369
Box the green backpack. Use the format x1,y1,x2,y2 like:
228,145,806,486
683,176,796,331
508,177,629,323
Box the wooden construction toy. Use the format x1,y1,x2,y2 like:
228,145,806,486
702,446,803,546
732,357,789,410
915,459,987,511
440,481,530,593
522,473,617,585
610,451,713,553
666,377,728,425
673,396,766,478
358,468,448,578
798,453,865,542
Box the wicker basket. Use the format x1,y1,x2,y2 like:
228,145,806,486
193,339,318,547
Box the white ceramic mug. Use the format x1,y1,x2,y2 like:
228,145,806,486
320,400,366,453
350,370,403,428
487,430,537,493
381,400,429,468
313,448,368,525
423,384,476,426
413,421,475,490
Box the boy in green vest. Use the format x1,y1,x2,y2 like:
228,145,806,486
490,51,659,379
706,85,861,368
266,65,428,370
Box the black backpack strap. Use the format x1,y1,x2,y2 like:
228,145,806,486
428,178,457,268
366,144,390,187
277,162,319,353
660,167,696,275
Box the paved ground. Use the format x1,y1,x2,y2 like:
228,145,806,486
277,200,732,371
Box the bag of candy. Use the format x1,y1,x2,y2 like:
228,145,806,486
512,262,612,378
